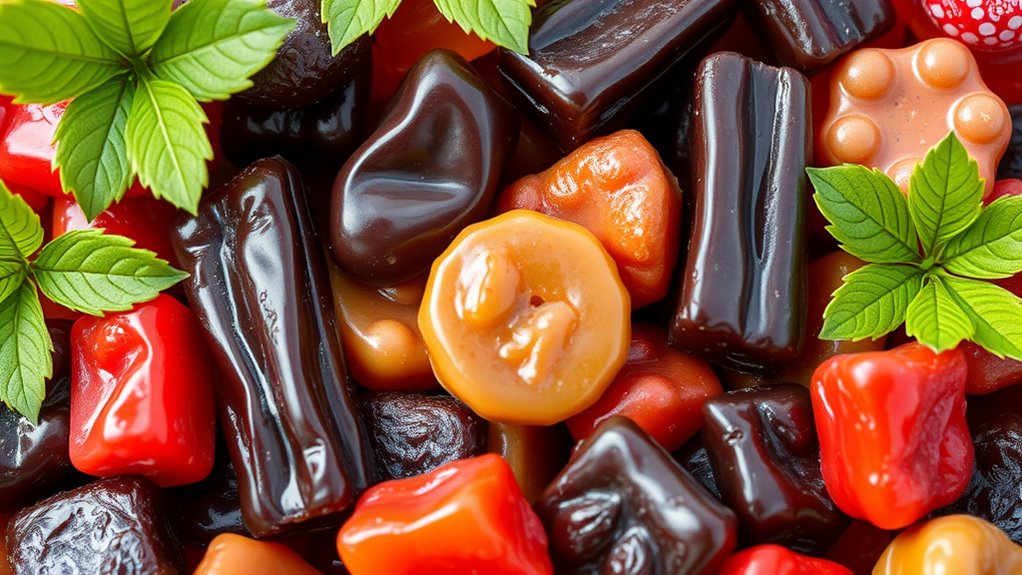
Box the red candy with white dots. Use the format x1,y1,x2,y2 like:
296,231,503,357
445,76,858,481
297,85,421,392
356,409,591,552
923,0,1022,52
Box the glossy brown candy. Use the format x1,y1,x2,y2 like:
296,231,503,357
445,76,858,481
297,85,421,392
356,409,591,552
535,417,737,575
7,476,183,574
670,52,810,374
999,104,1022,180
169,450,250,545
487,422,573,503
497,0,736,152
361,392,487,481
172,157,371,537
702,384,848,553
745,0,895,73
237,0,370,109
331,49,517,286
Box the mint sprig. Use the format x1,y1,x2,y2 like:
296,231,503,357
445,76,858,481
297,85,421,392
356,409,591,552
323,0,535,56
0,181,188,422
0,0,295,220
808,131,1022,360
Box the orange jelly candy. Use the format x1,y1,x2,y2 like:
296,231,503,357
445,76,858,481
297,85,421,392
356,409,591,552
498,130,682,308
820,38,1011,195
419,209,631,425
193,534,322,575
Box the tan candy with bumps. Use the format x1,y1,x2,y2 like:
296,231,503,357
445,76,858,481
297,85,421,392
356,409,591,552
821,38,1011,195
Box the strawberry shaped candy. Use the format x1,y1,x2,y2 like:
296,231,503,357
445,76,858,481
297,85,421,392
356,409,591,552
923,0,1022,51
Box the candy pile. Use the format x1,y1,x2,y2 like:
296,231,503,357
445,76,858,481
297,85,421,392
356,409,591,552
2,0,1022,574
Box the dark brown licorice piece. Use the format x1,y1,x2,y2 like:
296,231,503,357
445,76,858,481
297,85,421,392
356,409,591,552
172,157,371,537
670,52,810,374
702,384,848,553
7,476,183,574
535,417,737,575
497,0,736,152
744,0,895,73
331,49,517,286
999,104,1022,179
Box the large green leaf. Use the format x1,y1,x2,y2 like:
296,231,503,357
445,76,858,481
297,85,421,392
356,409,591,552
909,131,984,257
0,0,126,104
31,229,188,316
433,0,534,54
944,275,1022,361
0,260,27,306
54,77,136,221
808,165,921,264
942,195,1022,279
905,276,972,352
125,76,212,213
77,0,172,56
820,263,924,341
0,281,51,423
322,0,401,55
0,181,43,262
150,0,295,101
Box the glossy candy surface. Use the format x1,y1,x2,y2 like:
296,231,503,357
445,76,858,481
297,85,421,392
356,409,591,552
670,52,810,374
170,451,250,545
172,157,370,536
874,515,1022,574
536,417,737,575
716,544,853,575
193,534,322,575
419,210,630,425
487,422,572,504
331,49,517,285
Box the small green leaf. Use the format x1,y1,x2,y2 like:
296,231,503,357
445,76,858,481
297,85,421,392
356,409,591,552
0,281,51,423
909,131,984,257
0,181,44,262
77,0,172,56
942,195,1022,279
0,260,27,306
905,276,973,352
53,77,135,221
820,263,924,341
150,0,296,101
31,229,188,316
126,76,212,213
808,165,921,264
943,275,1022,361
433,0,534,54
322,0,401,56
0,0,126,104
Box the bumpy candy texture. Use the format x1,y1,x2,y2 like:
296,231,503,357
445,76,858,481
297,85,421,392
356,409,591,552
874,515,1022,574
716,544,853,575
331,49,517,286
497,0,737,151
338,454,553,575
6,476,182,574
811,343,973,530
172,158,370,537
922,0,1022,51
535,417,737,575
745,0,895,72
670,52,809,374
820,38,1011,194
419,209,630,426
702,385,848,553
362,392,487,481
498,130,682,309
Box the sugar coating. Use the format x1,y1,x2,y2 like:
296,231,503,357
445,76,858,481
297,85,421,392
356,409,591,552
820,38,1011,195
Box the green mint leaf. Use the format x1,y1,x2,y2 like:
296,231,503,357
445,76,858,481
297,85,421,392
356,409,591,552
820,263,924,341
322,0,401,56
942,195,1022,279
943,275,1022,360
0,260,28,306
905,275,973,352
126,76,212,213
433,0,534,54
54,77,135,221
0,0,126,104
908,131,984,257
0,281,51,423
77,0,172,56
30,229,188,316
808,165,921,264
150,0,295,101
0,181,44,262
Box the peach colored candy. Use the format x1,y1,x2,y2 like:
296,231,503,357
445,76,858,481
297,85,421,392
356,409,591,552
193,534,323,575
820,38,1011,195
328,264,438,392
419,209,631,425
